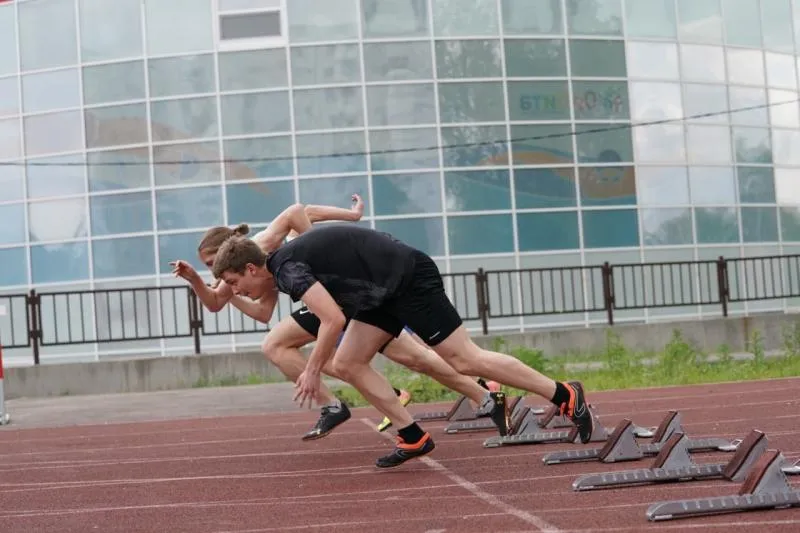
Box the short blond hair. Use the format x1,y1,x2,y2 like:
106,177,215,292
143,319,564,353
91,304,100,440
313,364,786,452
211,236,267,278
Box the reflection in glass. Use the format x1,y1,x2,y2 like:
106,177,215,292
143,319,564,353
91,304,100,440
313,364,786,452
575,124,633,163
515,168,576,208
148,55,215,98
218,49,288,91
0,3,17,76
741,207,778,242
733,127,772,164
150,97,218,142
761,0,794,53
156,186,223,231
293,87,363,130
366,84,436,127
637,166,689,206
695,207,739,243
511,124,574,166
92,237,156,279
79,0,142,62
448,214,513,254
569,40,626,77
369,128,439,171
24,111,83,157
641,208,692,246
722,0,761,48
502,0,563,35
31,242,89,284
29,198,88,242
372,173,441,215
287,0,359,42
634,125,685,163
765,53,797,89
582,209,639,248
504,39,566,77
445,170,510,211
677,0,723,43
432,0,499,36
438,82,505,123
18,0,77,71
728,87,768,127
363,42,433,81
566,0,622,35
626,42,679,79
518,212,579,251
223,136,293,180
296,131,366,175
572,81,629,120
0,164,23,202
0,77,18,117
22,69,81,114
221,92,291,136
0,248,27,286
291,44,361,86
0,203,25,245
90,192,153,236
88,147,151,191
508,81,569,121
689,167,737,204
27,154,86,198
579,166,635,206
376,218,445,257
680,45,725,82
772,130,800,166
299,176,368,210
685,125,732,164
625,0,676,38
145,0,213,56
85,104,149,149
683,84,729,124
226,180,295,224
780,207,800,240
362,0,428,37
0,117,20,160
435,40,502,79
737,167,775,204
441,125,507,167
82,61,146,105
630,82,682,121
726,49,765,86
153,142,222,186
775,168,800,204
157,232,205,274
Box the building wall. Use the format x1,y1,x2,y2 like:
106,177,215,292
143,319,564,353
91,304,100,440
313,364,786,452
1,0,800,362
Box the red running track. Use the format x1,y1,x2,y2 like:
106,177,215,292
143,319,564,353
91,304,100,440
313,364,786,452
0,377,798,533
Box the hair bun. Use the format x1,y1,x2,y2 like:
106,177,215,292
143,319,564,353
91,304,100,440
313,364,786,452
233,223,250,236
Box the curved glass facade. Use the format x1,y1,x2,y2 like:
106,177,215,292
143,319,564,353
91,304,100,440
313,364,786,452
2,0,800,359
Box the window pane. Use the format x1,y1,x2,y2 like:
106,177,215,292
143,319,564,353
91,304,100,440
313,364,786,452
722,0,761,48
291,44,360,86
773,130,800,166
0,76,18,117
678,0,723,43
641,208,693,245
0,4,17,76
762,0,795,53
148,55,215,98
362,0,429,37
518,211,579,251
24,111,83,157
369,128,439,171
31,242,89,284
637,166,689,206
726,49,765,86
502,0,563,35
0,164,24,202
29,198,88,242
296,131,366,175
775,168,800,204
441,125,507,167
22,69,80,114
567,0,622,35
765,53,797,90
511,124,574,166
438,82,505,123
627,42,679,79
156,186,222,230
508,81,570,121
445,170,510,211
226,180,295,225
572,81,629,120
515,168,576,208
288,0,359,42
448,214,513,254
683,83,729,124
220,11,281,40
728,87,768,127
733,127,771,164
569,40,626,77
85,104,149,149
298,175,368,208
90,192,153,236
150,97,218,142
575,124,633,163
363,42,433,82
781,207,800,240
88,147,151,192
680,45,725,82
0,248,27,286
579,166,636,206
18,0,77,71
92,236,156,278
582,209,639,248
153,142,222,186
375,218,445,257
0,203,25,245
504,39,566,77
218,49,288,91
625,0,676,38
373,173,441,215
221,92,290,136
435,40,502,79
741,207,778,242
0,117,21,160
634,125,686,163
82,61,146,105
79,0,142,62
366,84,436,127
630,82,682,122
293,87,363,130
737,166,775,204
27,154,86,198
689,167,736,204
223,136,293,180
145,0,213,55
685,125,732,164
433,0,499,36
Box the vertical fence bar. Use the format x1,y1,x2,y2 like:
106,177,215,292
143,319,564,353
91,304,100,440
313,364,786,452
476,268,489,335
188,291,202,354
27,289,40,365
717,256,729,317
602,262,614,325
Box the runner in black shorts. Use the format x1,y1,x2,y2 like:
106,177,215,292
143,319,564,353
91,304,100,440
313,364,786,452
212,224,595,468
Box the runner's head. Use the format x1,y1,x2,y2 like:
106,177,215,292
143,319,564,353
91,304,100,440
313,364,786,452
197,223,250,268
211,236,271,299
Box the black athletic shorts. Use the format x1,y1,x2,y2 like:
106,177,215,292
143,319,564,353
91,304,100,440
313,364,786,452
290,307,413,353
353,251,463,347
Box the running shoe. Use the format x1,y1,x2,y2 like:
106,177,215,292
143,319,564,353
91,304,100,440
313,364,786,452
302,402,351,441
560,381,593,444
375,432,435,468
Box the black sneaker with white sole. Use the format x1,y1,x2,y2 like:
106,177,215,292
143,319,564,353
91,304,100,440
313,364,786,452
562,381,593,444
302,402,351,441
375,432,435,468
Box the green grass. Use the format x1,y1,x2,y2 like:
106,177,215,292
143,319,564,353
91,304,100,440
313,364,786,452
191,372,282,388
333,328,800,408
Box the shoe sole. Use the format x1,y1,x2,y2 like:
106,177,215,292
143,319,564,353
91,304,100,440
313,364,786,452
302,412,352,441
375,444,435,468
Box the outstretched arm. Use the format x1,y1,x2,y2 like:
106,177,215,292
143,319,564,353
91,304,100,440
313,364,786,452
251,203,312,252
170,260,234,312
287,194,365,240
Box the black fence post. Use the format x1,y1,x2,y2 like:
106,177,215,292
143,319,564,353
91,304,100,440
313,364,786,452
188,290,202,354
475,268,489,335
717,256,729,317
27,289,41,365
602,262,614,325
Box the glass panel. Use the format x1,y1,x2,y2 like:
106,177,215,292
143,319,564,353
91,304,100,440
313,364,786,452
156,186,222,231
765,53,797,89
728,87,768,127
369,128,439,171
290,44,360,86
581,209,639,248
24,111,83,157
0,3,17,76
153,142,222,186
438,82,505,123
741,207,778,242
685,125,732,164
31,242,89,284
762,0,794,53
0,76,17,117
683,83,729,124
435,40,502,79
287,0,359,42
150,97,218,142
363,42,433,82
726,49,765,86
574,124,633,163
0,164,23,202
677,0,723,44
79,0,142,62
511,124,574,166
219,11,281,40
770,89,800,129
567,0,622,35
572,81,629,120
448,214,513,254
27,154,86,198
293,87,363,131
223,136,293,180
90,192,153,236
373,173,441,215
366,84,436,127
569,40,626,77
579,166,636,206
28,198,88,242
157,231,205,274
18,0,77,71
375,218,445,257
737,167,775,204
733,127,772,164
445,170,511,211
630,82,682,121
92,236,156,278
515,168,577,208
226,180,295,225
88,147,151,191
722,0,761,48
689,167,736,204
641,208,693,245
0,117,20,160
22,69,80,114
504,39,566,77
502,0,563,35
626,42,679,79
362,0,429,37
145,0,213,56
148,55,215,98
0,203,25,245
220,92,291,135
218,49,288,91
82,61,146,105
634,125,686,163
441,125,507,167
296,131,366,175
695,208,740,243
298,175,368,208
773,130,800,166
84,104,149,149
775,168,800,204
518,211,579,251
637,166,690,205
680,45,725,82
432,0,499,36
780,207,800,240
0,248,27,286
508,81,569,121
624,0,676,38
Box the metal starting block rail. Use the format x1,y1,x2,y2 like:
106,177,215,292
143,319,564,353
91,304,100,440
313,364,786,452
646,448,800,521
444,395,527,434
413,393,546,424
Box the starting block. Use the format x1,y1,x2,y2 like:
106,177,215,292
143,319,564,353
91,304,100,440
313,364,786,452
413,395,478,422
444,396,526,434
646,448,800,521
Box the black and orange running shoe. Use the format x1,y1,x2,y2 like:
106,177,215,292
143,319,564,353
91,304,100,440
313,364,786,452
376,432,435,468
560,381,593,444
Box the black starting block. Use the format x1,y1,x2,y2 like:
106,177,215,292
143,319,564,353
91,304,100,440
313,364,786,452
443,396,526,434
413,395,477,422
